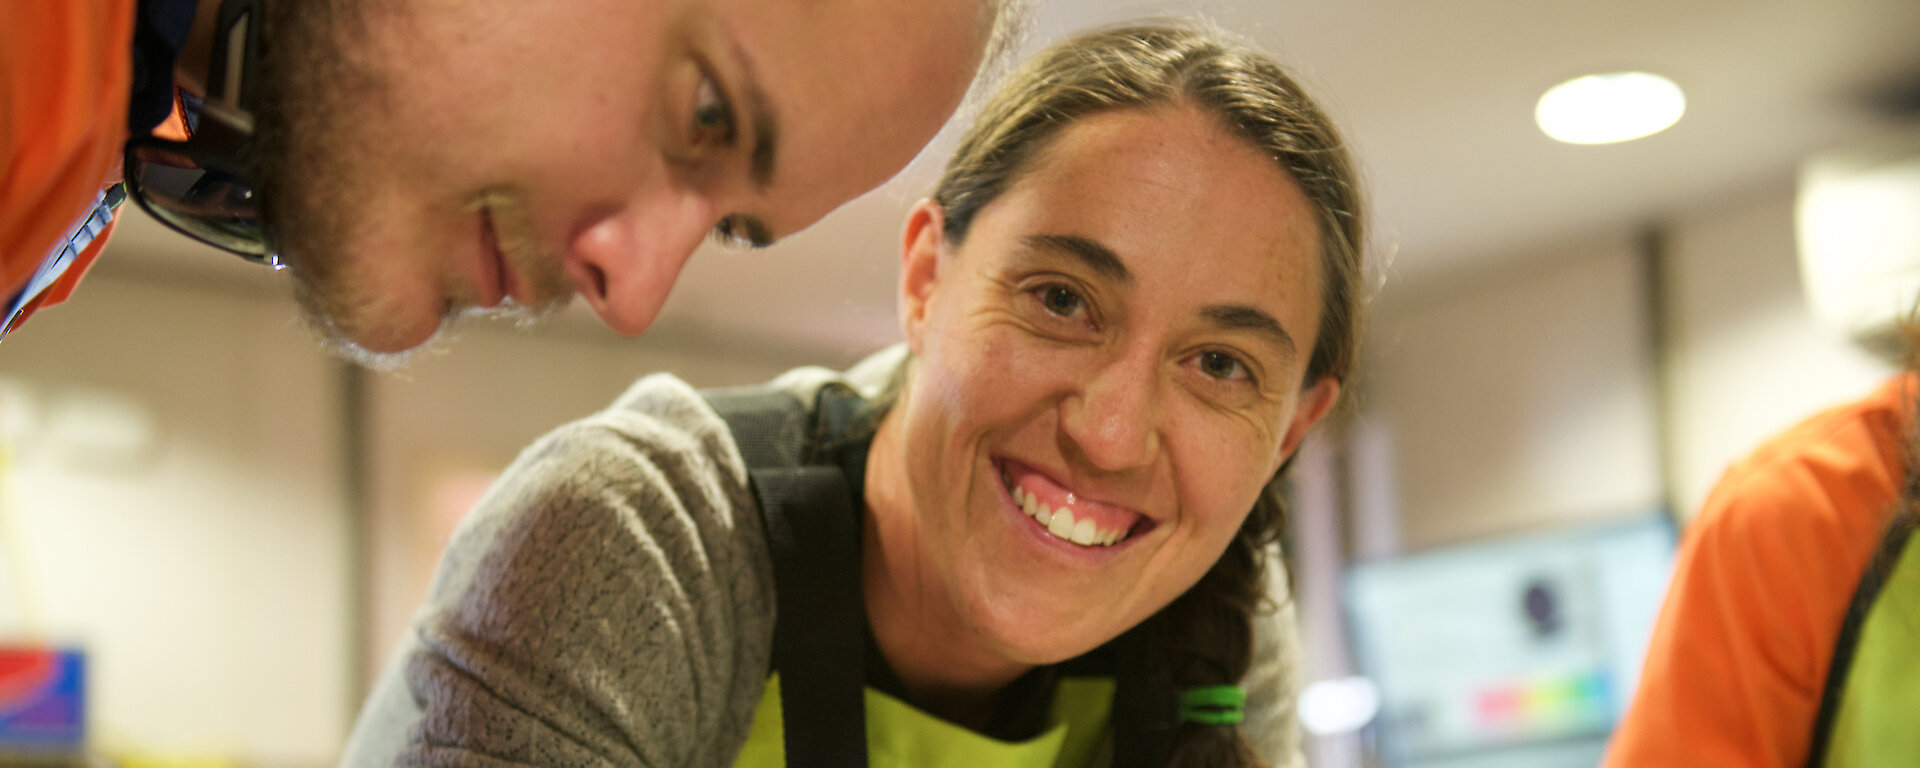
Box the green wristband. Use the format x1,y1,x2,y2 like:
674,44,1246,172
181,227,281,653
1178,685,1246,725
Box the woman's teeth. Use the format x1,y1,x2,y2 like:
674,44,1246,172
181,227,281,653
1010,482,1129,547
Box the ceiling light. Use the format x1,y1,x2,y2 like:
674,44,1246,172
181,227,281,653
1536,72,1686,145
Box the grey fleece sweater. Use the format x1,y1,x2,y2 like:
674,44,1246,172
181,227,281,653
341,346,1305,767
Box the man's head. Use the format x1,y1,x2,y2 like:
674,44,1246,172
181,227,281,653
248,0,1013,360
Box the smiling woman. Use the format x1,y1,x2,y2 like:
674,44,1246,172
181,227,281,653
342,22,1364,768
872,24,1365,765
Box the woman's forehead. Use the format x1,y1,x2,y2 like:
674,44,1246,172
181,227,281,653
980,107,1325,323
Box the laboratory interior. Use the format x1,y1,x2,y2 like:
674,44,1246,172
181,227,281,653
2,0,1918,766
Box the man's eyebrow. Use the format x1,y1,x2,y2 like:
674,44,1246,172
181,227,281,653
1021,234,1132,284
1203,304,1297,360
734,40,779,189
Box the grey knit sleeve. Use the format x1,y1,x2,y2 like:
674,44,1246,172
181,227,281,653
341,381,777,767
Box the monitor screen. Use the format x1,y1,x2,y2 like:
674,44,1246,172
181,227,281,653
0,645,85,754
1344,515,1676,768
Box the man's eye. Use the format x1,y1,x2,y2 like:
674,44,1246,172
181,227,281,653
709,216,751,249
709,216,772,250
1197,351,1251,382
691,74,735,145
1038,285,1085,318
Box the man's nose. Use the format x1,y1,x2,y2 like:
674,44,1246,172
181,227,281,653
1060,350,1162,473
566,185,717,336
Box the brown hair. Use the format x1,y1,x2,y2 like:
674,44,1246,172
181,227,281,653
929,22,1366,767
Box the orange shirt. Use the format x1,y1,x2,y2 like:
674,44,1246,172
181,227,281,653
1606,375,1914,768
1,0,136,331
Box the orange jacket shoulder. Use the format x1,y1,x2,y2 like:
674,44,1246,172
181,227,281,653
1607,374,1912,768
1,0,136,300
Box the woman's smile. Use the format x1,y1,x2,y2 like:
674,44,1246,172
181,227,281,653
995,458,1156,549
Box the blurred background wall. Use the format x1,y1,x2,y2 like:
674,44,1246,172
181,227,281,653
0,0,1915,765
0,271,351,764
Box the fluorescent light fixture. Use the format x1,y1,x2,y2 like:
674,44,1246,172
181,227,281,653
1536,72,1686,145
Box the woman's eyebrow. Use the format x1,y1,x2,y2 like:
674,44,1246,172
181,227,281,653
1021,234,1132,284
1202,304,1297,360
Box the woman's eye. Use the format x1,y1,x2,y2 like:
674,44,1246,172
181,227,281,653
1038,285,1085,318
691,74,735,145
1197,351,1251,382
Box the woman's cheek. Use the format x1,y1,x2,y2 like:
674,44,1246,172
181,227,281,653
1174,427,1271,534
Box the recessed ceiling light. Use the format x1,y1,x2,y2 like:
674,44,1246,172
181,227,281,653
1536,72,1686,145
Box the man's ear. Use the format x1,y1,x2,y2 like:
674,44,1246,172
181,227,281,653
899,199,947,354
1275,377,1341,470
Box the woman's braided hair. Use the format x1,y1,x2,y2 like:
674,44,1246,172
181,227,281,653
930,22,1366,767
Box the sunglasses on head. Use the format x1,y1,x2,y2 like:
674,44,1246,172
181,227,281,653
123,0,281,267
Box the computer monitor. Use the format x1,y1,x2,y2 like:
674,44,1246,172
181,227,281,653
0,645,85,756
1344,515,1676,768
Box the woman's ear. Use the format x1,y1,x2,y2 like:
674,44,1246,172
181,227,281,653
1276,377,1341,469
899,199,947,354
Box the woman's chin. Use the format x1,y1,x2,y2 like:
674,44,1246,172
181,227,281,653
965,591,1131,666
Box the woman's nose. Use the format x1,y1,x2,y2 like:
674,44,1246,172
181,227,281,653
1060,352,1161,472
565,186,717,336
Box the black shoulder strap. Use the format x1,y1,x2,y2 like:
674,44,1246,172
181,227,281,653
707,385,1176,766
703,387,870,768
1804,510,1919,768
1110,624,1177,768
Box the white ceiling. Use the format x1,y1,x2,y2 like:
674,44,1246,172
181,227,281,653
104,0,1920,359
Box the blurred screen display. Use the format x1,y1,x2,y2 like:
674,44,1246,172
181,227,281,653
0,646,85,754
1345,515,1675,767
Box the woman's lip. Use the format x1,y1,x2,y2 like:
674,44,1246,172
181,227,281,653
993,458,1154,552
477,210,508,308
999,458,1153,528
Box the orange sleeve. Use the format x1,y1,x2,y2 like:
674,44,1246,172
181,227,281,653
1,0,135,300
1605,379,1908,768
